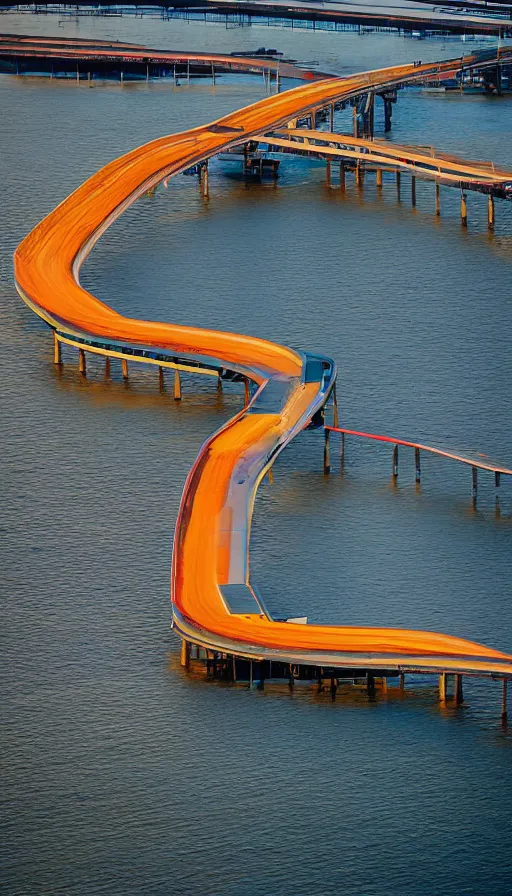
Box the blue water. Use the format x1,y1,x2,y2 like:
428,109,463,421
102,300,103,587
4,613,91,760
1,12,511,896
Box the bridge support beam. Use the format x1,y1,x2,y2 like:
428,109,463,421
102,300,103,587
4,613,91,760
180,639,190,668
488,194,495,232
53,332,62,365
472,466,478,507
392,444,398,478
415,447,421,483
324,428,331,474
461,191,468,228
174,369,182,401
376,168,383,188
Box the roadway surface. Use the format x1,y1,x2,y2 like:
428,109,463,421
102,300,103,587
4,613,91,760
14,50,512,679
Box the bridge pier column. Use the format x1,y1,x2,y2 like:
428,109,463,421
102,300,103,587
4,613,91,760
329,103,334,131
460,191,468,227
439,672,447,701
53,332,62,365
392,444,398,478
340,162,345,190
376,168,383,188
502,679,508,727
105,356,111,378
202,161,209,198
121,359,129,379
488,194,495,231
415,447,421,483
411,175,416,207
472,466,478,507
158,366,164,392
78,348,86,376
174,368,182,401
244,377,250,408
435,182,441,216
323,428,331,474
180,639,190,668
396,170,401,198
454,674,464,705
326,159,331,186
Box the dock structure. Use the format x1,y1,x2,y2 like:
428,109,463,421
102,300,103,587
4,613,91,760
323,425,512,507
8,0,512,36
14,49,512,724
0,34,319,84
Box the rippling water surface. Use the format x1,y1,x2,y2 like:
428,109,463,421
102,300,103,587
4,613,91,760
1,12,512,896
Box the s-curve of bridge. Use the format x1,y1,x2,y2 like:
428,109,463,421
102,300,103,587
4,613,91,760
14,49,512,715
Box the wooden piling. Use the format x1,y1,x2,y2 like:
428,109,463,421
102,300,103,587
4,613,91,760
324,428,331,474
435,182,441,216
329,103,334,131
158,366,164,391
340,431,345,471
53,332,62,365
472,466,478,507
396,170,401,197
78,348,86,376
495,471,501,488
340,161,345,190
392,444,399,478
376,168,383,188
399,672,405,692
367,673,376,697
461,192,468,228
332,383,339,429
105,356,111,378
121,358,129,379
502,679,508,725
267,466,274,485
180,639,190,668
326,159,331,187
454,674,463,705
202,162,209,198
411,175,416,207
211,62,215,86
439,672,447,701
415,447,421,483
174,368,182,401
244,378,250,408
217,372,223,393
488,194,495,232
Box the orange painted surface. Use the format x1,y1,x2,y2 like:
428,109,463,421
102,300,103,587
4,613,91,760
14,52,512,677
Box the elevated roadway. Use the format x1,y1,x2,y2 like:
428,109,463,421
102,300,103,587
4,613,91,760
262,128,512,196
14,51,512,681
0,33,321,80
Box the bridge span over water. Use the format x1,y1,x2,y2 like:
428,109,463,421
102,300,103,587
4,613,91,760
14,51,512,705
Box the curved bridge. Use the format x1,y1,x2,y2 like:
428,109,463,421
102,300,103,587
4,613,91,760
14,51,512,680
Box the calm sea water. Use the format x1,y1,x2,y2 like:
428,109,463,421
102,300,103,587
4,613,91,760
1,12,512,896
